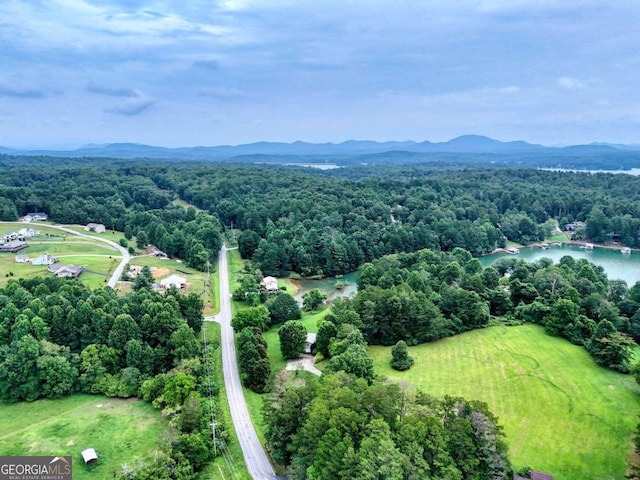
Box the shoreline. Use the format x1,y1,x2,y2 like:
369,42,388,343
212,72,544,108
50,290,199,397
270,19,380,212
487,240,636,256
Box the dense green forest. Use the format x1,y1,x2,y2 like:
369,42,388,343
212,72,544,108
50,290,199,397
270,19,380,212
264,371,511,480
0,276,223,478
3,156,640,477
2,158,640,277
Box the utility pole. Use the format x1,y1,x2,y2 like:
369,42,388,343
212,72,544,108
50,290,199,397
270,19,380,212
211,420,217,456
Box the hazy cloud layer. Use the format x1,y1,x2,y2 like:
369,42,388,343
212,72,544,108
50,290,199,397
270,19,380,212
0,0,638,147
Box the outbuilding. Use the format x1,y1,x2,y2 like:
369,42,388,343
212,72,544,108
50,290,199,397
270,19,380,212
81,448,98,465
85,223,106,233
160,274,187,289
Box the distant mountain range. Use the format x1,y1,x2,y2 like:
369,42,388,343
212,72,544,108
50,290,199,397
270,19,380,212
2,135,640,171
2,135,640,160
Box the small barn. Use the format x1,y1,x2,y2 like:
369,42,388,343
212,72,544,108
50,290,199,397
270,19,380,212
81,448,98,465
85,223,106,233
305,333,317,354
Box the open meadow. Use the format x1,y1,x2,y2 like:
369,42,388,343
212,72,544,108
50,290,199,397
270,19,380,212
369,324,640,480
0,394,167,480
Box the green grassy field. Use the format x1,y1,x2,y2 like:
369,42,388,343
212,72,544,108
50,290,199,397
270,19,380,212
172,198,205,213
369,324,640,480
0,394,167,480
546,231,570,243
0,222,123,289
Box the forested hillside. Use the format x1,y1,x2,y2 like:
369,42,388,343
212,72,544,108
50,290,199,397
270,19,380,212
3,157,640,478
2,158,640,278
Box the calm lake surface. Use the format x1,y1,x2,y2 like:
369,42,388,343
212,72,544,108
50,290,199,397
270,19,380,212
292,245,640,302
293,271,358,304
479,245,640,286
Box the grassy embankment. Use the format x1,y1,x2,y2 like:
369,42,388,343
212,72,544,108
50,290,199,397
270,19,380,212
369,324,640,480
0,395,167,480
200,321,251,480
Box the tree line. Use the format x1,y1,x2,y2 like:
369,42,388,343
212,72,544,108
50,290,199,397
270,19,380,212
264,371,511,480
349,248,637,373
0,276,222,479
3,160,640,276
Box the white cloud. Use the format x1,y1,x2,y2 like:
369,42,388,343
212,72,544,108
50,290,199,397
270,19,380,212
557,76,586,90
106,97,155,116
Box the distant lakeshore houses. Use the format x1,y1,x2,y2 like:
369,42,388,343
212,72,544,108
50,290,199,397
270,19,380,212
564,221,586,231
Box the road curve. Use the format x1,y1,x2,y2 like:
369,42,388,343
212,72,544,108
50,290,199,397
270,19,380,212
41,224,130,288
216,245,278,480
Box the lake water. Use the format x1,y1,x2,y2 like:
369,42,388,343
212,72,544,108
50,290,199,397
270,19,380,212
290,244,640,303
540,168,640,176
292,271,358,305
479,244,640,286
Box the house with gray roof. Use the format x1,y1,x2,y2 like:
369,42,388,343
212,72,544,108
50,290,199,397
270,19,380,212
48,263,83,279
0,240,28,253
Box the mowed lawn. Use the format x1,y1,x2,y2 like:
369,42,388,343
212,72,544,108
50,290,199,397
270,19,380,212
0,394,167,480
370,324,640,480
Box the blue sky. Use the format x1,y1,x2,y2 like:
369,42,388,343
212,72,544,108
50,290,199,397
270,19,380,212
0,0,638,148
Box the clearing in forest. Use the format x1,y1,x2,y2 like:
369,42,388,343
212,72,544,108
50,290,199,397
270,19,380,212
0,394,167,480
369,324,640,480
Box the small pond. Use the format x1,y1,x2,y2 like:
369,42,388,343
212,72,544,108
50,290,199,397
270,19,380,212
292,271,358,305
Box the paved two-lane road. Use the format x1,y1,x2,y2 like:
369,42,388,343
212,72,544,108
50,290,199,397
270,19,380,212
215,245,278,480
44,224,130,288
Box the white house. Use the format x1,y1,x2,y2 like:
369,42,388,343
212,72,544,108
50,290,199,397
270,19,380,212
305,333,317,354
18,227,39,238
24,212,48,222
85,223,106,233
262,276,279,292
32,253,57,266
160,274,187,289
15,254,30,263
3,231,19,241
